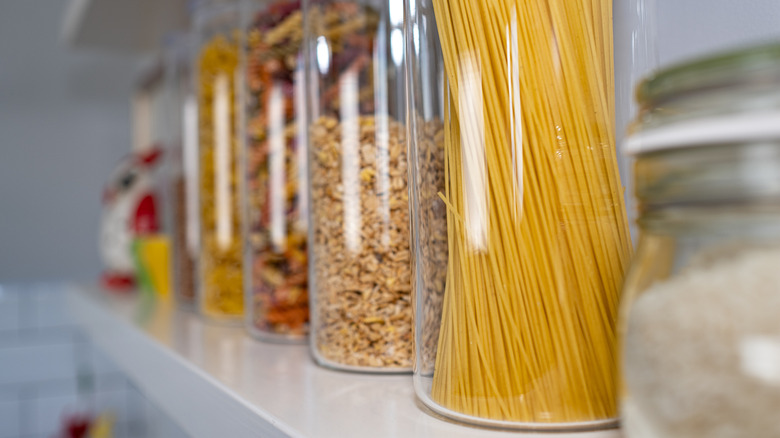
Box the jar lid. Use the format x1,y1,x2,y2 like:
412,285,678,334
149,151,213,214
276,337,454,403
625,43,780,155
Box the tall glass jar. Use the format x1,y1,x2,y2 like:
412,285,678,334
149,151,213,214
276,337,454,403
406,0,655,430
305,0,413,371
194,0,245,322
164,33,199,308
242,0,309,342
621,44,780,438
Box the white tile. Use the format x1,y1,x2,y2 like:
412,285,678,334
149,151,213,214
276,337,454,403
147,406,190,438
31,393,78,436
0,344,75,385
95,373,127,392
0,290,19,333
94,389,128,425
0,328,75,351
124,386,191,437
0,332,20,350
100,418,129,438
28,284,66,295
0,389,17,402
126,419,149,438
18,327,77,347
152,417,191,438
31,379,77,398
124,386,149,426
32,289,70,329
91,346,121,375
0,399,20,438
16,290,36,331
18,394,34,436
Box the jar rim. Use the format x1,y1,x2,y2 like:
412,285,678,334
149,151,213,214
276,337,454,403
624,110,780,155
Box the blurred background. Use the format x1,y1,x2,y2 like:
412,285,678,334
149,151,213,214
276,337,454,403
1,2,192,437
2,0,780,283
0,0,779,437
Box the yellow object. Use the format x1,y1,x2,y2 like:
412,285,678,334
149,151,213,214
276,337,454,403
430,0,631,424
141,235,171,298
88,413,114,438
197,33,245,320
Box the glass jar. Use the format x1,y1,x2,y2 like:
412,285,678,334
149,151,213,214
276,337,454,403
164,33,200,308
305,0,412,371
194,0,245,322
406,0,655,430
621,44,780,438
242,0,309,342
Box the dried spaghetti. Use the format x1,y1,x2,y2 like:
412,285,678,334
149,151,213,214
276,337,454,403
430,0,631,424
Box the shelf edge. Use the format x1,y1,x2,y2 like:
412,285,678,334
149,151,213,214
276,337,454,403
66,286,302,438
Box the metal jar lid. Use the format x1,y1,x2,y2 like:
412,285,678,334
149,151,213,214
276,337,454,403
625,44,780,155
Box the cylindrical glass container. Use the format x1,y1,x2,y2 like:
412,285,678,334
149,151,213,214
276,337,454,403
242,0,309,342
621,44,780,438
164,33,200,308
407,0,654,430
305,0,413,371
194,0,245,322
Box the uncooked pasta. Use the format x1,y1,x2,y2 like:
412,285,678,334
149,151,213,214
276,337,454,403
430,0,631,424
197,33,244,320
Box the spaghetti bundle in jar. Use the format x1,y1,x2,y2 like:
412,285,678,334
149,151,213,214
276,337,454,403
195,0,245,322
306,0,419,371
406,0,648,430
244,0,309,341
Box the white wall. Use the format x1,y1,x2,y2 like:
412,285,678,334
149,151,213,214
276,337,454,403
0,1,139,282
657,0,780,67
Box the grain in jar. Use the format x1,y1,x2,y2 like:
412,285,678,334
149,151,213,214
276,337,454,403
621,44,780,438
306,0,415,371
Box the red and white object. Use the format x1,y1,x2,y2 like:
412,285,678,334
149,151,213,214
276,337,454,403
99,147,163,290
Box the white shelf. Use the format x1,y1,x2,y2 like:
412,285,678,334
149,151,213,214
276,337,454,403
61,0,189,53
67,285,624,438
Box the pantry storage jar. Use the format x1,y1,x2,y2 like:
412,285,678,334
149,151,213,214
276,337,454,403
621,44,780,438
406,0,655,430
194,0,245,322
305,0,413,371
164,33,199,308
242,0,309,342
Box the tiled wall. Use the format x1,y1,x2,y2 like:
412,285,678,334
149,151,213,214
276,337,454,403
0,284,189,438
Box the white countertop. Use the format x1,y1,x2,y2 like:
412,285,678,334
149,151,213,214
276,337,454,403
67,285,623,438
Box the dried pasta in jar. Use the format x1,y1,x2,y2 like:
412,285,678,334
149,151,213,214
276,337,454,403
244,0,309,341
195,0,244,322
